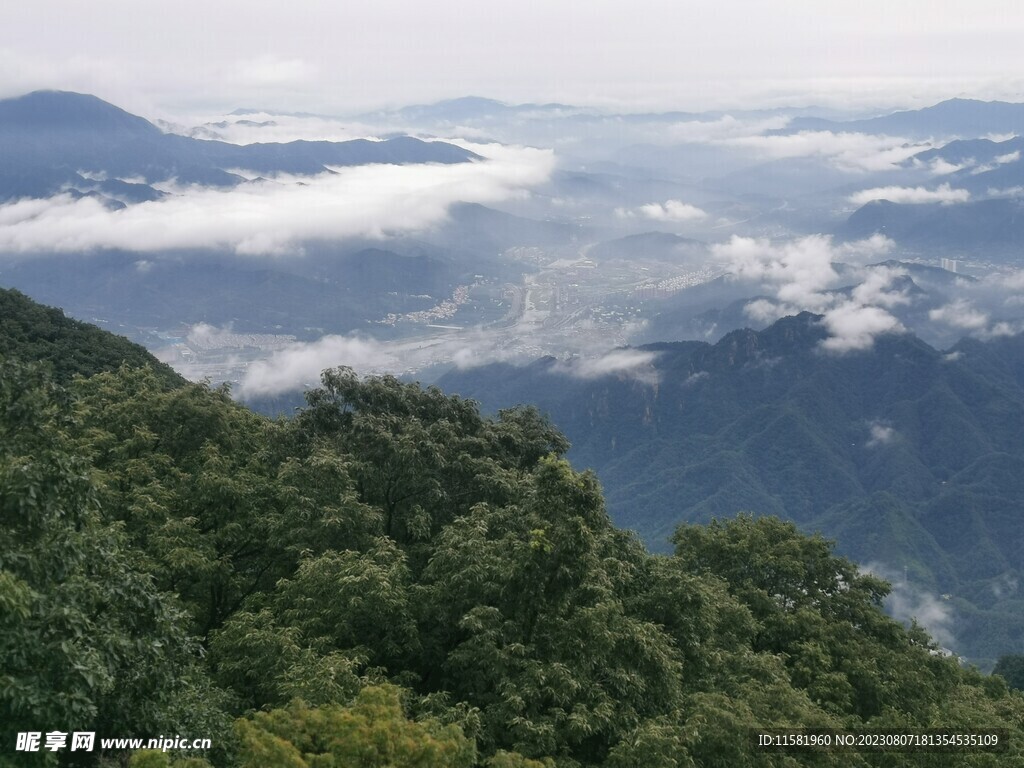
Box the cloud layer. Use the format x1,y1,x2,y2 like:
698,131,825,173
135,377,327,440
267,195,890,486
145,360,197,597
552,348,660,383
237,323,659,397
0,142,554,256
848,182,970,206
616,199,708,223
721,131,934,172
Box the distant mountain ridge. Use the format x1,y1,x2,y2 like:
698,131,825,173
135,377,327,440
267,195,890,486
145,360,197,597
838,198,1024,253
772,98,1024,139
439,313,1024,661
0,90,479,204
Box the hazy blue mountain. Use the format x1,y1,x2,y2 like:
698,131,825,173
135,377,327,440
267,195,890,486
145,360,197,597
772,98,1024,139
836,134,1024,249
430,202,588,252
438,314,1024,660
837,198,1024,253
907,136,1024,196
913,136,1024,167
384,96,518,123
0,247,462,340
373,95,850,129
586,231,706,262
0,90,479,203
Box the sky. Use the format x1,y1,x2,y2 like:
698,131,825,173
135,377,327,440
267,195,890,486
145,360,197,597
4,0,1024,118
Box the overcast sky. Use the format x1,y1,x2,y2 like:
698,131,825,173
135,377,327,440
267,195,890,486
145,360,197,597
4,1,1024,118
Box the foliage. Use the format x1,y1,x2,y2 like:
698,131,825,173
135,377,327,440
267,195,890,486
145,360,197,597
671,515,959,720
234,685,477,768
3,310,1024,768
993,654,1024,691
71,366,378,639
417,456,683,762
0,359,222,767
296,368,569,556
127,751,213,768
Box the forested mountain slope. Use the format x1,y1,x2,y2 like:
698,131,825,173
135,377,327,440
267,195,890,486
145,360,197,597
440,314,1024,661
3,293,1024,766
0,285,183,385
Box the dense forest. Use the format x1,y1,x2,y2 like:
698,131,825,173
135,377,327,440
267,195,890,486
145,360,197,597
3,294,1024,767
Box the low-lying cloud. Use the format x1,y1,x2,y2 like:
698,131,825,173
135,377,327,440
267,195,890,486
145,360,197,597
820,302,904,353
664,114,791,143
715,234,908,353
928,299,990,331
848,182,970,206
551,348,660,383
0,142,555,256
616,199,708,222
866,421,897,447
927,284,1024,339
236,322,657,398
720,131,934,172
241,335,400,396
863,562,955,651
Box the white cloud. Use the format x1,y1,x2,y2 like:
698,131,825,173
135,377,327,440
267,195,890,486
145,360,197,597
617,199,708,222
983,320,1022,338
721,131,934,172
1000,270,1024,290
719,234,840,313
664,114,791,143
682,371,710,386
552,348,660,383
987,185,1024,198
743,298,790,324
837,233,895,258
850,264,911,309
866,421,896,447
186,322,237,348
234,311,655,397
967,149,1021,175
924,157,967,175
820,302,905,353
848,182,970,206
919,272,1024,340
863,562,956,651
240,335,399,397
0,143,555,256
718,235,907,353
928,299,989,330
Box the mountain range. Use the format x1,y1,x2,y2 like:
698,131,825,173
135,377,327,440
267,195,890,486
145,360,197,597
0,90,478,204
772,98,1024,139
